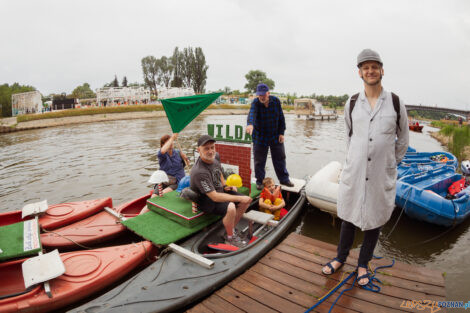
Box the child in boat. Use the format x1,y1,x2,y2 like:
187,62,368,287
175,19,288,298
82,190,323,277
259,177,286,221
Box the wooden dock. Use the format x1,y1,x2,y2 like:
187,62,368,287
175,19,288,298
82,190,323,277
188,232,446,313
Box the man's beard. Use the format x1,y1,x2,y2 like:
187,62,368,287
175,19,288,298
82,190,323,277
362,74,382,86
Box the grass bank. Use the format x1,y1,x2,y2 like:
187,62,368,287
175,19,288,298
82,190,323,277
16,105,165,123
15,103,296,124
430,121,470,162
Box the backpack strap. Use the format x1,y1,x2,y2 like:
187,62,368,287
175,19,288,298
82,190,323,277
391,92,401,133
348,93,360,137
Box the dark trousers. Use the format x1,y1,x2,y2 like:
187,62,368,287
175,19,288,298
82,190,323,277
253,143,289,185
336,220,381,268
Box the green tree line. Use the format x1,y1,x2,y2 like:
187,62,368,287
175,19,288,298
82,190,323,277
141,46,208,95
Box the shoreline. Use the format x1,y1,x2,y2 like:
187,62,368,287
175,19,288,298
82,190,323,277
429,131,470,160
0,109,253,133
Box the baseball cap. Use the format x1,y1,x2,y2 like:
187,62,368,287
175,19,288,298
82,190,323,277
197,135,216,146
357,49,383,68
256,83,269,96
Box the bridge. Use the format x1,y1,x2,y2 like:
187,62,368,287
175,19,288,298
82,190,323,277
405,104,470,121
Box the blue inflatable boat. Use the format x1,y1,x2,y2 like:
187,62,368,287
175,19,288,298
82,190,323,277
401,151,458,169
396,166,470,226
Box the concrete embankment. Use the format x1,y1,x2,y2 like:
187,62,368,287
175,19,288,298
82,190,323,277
0,109,252,134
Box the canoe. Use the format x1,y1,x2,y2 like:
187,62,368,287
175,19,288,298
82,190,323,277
0,198,113,230
40,194,150,249
401,151,458,169
396,166,470,226
70,189,306,313
0,241,156,313
306,161,341,215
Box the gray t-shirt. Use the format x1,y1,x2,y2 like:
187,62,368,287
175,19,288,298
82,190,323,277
190,156,224,198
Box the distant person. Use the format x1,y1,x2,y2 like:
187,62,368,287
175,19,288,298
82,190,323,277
157,133,189,195
322,49,409,287
259,177,286,221
190,135,252,247
246,83,294,190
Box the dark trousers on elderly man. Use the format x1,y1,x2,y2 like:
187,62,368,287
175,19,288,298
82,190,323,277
336,220,381,268
253,143,289,185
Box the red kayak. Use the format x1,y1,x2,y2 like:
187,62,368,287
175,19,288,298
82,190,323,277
40,194,150,249
0,198,112,230
0,241,156,313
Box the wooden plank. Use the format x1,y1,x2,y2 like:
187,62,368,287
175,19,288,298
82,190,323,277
186,302,215,313
203,294,245,313
261,250,444,311
286,233,445,285
255,256,412,313
277,241,446,296
229,275,305,312
216,285,277,313
244,268,360,313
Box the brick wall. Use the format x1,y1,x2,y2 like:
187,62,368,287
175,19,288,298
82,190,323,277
216,143,251,192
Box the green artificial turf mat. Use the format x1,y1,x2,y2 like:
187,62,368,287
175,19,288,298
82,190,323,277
0,219,41,262
122,211,220,245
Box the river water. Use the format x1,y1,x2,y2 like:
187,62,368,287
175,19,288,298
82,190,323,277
0,114,468,303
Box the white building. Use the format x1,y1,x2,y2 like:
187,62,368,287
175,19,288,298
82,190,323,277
157,87,195,100
12,91,42,116
95,86,150,107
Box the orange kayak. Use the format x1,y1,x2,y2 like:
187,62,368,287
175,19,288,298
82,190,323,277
0,198,112,230
41,194,150,249
0,241,156,313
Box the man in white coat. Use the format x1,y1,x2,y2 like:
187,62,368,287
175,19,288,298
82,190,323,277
322,49,409,287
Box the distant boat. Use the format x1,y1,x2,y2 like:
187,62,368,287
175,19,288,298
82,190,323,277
396,166,470,226
409,121,424,132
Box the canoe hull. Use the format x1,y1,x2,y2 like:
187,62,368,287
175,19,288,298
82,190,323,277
40,194,150,249
0,241,155,313
0,198,113,230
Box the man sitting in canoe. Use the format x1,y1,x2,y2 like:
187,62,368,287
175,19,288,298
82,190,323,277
190,135,252,247
157,133,190,195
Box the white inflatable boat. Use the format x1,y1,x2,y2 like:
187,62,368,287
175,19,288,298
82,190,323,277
305,161,341,215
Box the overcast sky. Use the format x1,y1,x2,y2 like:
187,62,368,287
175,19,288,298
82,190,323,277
1,0,469,110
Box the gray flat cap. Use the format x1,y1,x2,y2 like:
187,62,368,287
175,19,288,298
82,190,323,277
357,49,383,67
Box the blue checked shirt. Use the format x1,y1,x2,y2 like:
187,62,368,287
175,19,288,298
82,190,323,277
247,96,286,146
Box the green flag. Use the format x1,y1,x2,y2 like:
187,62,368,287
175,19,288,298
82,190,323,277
160,93,222,133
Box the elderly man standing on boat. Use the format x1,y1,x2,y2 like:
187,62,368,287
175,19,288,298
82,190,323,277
322,49,409,287
246,83,294,190
190,135,252,248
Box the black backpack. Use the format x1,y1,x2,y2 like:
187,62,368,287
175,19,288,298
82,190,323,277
348,92,401,137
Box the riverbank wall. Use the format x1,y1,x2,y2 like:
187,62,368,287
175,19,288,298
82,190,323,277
0,109,252,134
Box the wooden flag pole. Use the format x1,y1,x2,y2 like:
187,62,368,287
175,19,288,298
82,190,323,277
176,140,190,168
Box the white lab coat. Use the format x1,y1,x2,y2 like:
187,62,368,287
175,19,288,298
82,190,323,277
337,89,409,230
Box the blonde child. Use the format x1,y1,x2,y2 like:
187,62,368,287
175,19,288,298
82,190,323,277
259,177,286,221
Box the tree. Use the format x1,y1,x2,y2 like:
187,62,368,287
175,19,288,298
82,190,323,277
141,56,159,94
244,70,275,93
159,56,173,88
122,76,128,87
71,83,96,99
181,47,194,88
171,47,184,87
112,75,119,87
192,47,208,94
